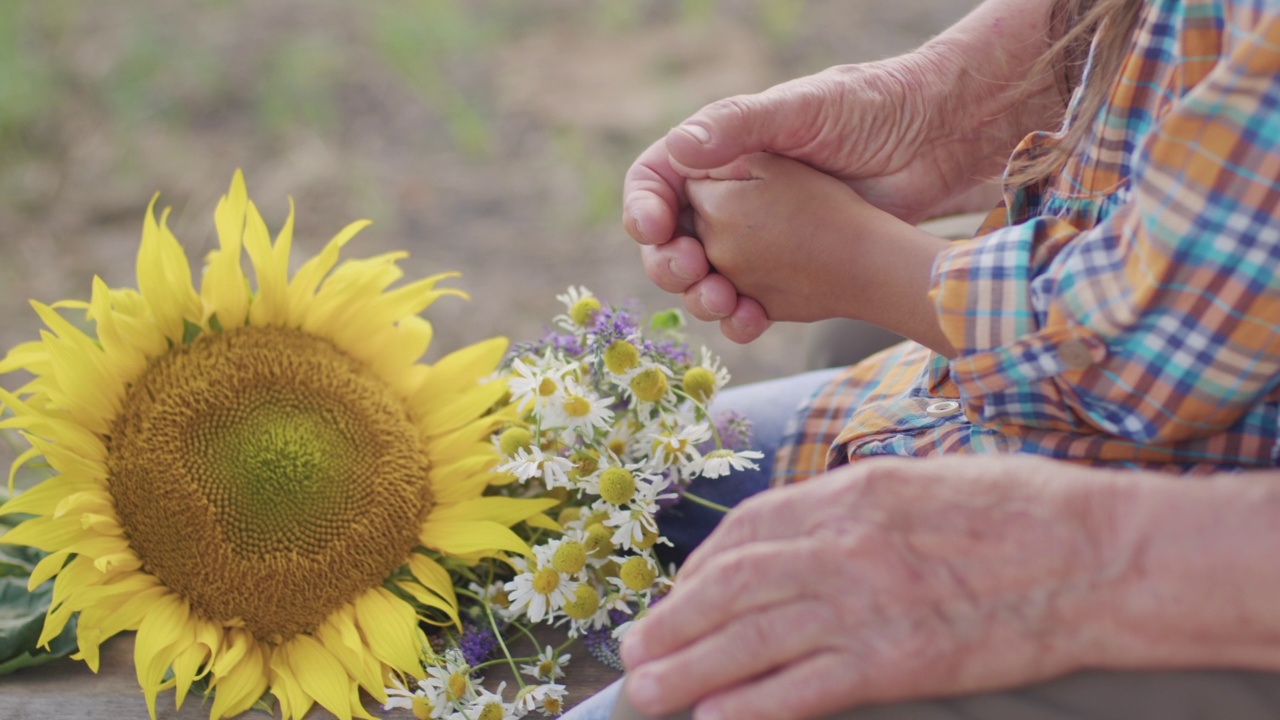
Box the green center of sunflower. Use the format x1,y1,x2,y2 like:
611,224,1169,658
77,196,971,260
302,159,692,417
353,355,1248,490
106,326,432,643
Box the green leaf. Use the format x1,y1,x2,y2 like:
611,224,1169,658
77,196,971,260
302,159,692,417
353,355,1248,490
0,574,77,675
0,500,77,674
649,309,685,332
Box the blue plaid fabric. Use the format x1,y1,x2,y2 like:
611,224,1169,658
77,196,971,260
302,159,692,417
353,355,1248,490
775,0,1280,483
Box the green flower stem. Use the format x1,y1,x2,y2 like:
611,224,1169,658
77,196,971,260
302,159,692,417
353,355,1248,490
481,569,526,691
680,491,732,514
672,389,720,449
554,636,576,656
506,617,542,650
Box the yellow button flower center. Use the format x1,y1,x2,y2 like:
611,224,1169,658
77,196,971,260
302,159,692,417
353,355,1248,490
563,583,600,621
569,297,602,326
598,467,637,505
531,567,562,595
681,367,717,404
563,394,591,418
630,368,668,403
604,340,640,374
620,556,657,591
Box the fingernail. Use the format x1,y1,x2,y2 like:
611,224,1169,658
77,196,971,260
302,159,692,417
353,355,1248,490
620,633,645,667
628,670,660,709
678,123,712,144
699,286,727,318
668,258,694,283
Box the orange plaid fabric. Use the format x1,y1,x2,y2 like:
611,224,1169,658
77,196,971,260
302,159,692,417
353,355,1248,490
775,0,1280,483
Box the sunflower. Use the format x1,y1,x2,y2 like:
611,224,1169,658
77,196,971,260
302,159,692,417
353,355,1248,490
0,172,555,720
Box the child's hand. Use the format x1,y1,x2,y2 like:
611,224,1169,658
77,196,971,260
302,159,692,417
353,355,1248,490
686,153,955,353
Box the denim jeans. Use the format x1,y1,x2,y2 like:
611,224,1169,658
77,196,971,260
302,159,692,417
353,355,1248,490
562,369,838,720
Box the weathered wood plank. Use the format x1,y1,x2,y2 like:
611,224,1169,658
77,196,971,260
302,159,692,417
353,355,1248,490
0,631,621,719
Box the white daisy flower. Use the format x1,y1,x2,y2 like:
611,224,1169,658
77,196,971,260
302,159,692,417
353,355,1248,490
423,648,480,705
646,422,711,474
505,564,580,623
507,356,569,413
680,346,732,406
462,681,518,720
496,445,575,489
515,682,569,716
605,507,658,553
542,378,614,440
561,590,631,637
576,461,657,506
605,476,677,551
554,285,601,330
622,361,676,411
520,645,571,683
600,420,639,463
384,674,450,718
696,448,765,479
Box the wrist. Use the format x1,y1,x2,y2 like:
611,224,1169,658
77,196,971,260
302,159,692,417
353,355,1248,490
843,215,956,357
1061,472,1280,672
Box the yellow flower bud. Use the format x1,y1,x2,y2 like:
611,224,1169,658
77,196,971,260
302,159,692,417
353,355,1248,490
604,340,640,374
598,467,637,505
498,427,534,456
681,366,717,404
630,368,668,403
619,556,657,591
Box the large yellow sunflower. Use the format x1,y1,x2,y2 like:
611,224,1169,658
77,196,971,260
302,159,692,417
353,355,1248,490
0,172,553,720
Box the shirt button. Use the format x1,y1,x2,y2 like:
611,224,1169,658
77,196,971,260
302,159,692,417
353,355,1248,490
1058,339,1093,370
926,400,960,417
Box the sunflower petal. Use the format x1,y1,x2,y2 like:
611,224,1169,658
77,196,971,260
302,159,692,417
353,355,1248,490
353,587,424,675
429,496,560,528
283,635,357,720
316,608,385,700
419,519,532,557
410,337,508,421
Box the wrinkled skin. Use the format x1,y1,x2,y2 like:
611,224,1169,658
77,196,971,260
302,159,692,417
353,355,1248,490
619,455,1128,720
622,55,1016,343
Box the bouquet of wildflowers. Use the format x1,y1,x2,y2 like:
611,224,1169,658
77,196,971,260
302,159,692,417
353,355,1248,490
386,287,763,719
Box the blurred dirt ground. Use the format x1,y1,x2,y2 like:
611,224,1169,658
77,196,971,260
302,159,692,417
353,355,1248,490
0,0,976,471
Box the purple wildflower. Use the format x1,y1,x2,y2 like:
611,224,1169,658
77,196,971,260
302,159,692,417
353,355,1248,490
457,622,498,667
715,410,754,451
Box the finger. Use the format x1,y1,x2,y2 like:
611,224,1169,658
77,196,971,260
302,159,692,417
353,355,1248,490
665,80,827,173
681,274,738,321
622,538,817,667
623,598,836,717
679,471,855,580
719,296,771,344
699,151,797,182
695,651,864,720
623,137,690,245
640,238,711,294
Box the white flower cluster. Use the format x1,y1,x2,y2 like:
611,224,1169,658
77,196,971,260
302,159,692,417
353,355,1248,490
385,648,568,719
493,287,761,640
386,288,763,717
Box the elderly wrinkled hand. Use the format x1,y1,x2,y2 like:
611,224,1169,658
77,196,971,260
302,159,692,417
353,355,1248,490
620,56,1012,344
618,455,1127,720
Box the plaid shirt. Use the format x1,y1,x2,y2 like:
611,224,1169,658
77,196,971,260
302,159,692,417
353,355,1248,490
775,0,1280,483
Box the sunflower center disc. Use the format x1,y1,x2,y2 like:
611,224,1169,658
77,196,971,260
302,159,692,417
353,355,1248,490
107,326,432,642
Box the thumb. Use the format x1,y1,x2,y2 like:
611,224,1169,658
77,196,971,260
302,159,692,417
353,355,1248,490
665,79,825,174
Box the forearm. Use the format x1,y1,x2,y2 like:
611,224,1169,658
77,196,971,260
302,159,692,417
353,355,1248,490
839,218,957,357
1073,471,1280,672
